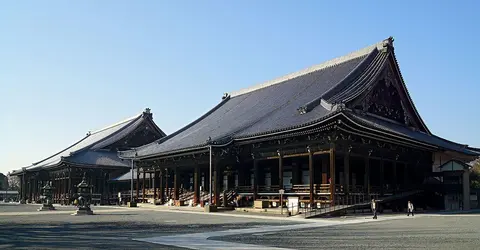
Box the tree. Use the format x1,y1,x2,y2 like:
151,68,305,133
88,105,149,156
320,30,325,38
470,159,480,189
6,172,20,191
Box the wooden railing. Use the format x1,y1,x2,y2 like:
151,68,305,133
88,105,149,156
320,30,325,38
258,185,280,192
236,186,254,193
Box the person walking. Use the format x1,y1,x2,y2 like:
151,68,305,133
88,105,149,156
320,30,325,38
407,201,414,216
371,199,377,219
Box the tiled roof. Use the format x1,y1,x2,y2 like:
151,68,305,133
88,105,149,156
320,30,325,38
110,168,153,182
343,112,479,156
120,39,388,158
119,37,479,159
11,109,165,175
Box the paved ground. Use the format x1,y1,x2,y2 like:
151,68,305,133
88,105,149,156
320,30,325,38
2,203,480,249
0,203,297,249
213,214,480,249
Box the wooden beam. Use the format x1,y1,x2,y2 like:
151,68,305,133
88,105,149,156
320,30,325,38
264,149,331,160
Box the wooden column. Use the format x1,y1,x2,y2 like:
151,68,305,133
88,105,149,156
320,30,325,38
278,150,283,190
344,153,350,195
174,169,179,201
159,169,164,203
214,165,221,206
165,169,169,200
253,157,258,200
136,169,140,201
329,147,336,205
364,157,370,195
308,146,314,206
393,156,398,191
142,171,146,202
380,159,385,196
19,175,23,202
194,166,200,205
68,169,72,201
153,169,157,200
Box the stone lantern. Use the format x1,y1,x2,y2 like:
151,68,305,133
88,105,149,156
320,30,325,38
37,181,55,211
72,173,93,215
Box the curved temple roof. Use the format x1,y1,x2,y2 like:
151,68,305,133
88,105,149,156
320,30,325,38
119,37,479,159
11,109,166,175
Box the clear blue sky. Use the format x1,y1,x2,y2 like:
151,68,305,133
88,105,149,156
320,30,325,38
1,1,479,174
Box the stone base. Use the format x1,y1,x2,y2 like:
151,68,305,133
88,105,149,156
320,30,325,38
204,205,217,213
127,201,137,207
72,207,94,216
37,204,56,211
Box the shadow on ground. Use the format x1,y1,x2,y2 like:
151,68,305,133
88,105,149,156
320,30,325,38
0,221,272,249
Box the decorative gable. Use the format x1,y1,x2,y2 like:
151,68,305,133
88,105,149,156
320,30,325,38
350,58,427,133
103,121,164,151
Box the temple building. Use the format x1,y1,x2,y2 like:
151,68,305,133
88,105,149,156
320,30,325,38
119,37,480,213
10,108,165,205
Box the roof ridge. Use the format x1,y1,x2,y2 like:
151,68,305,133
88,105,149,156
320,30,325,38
229,37,393,97
119,96,232,158
88,113,142,135
33,110,145,166
31,134,91,166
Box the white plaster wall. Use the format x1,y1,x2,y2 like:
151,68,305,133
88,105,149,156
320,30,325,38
431,151,475,172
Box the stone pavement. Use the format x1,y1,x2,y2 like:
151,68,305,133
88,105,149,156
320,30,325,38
135,214,412,249
2,203,480,249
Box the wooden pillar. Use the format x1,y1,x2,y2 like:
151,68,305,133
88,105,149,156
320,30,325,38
165,169,169,200
214,165,221,206
393,157,398,191
253,156,258,200
344,153,350,195
19,175,23,202
159,169,164,203
153,169,157,200
136,169,140,201
174,169,179,201
364,157,370,195
380,159,385,196
68,169,72,202
308,146,314,206
329,147,336,205
278,150,283,190
194,166,200,205
142,171,146,202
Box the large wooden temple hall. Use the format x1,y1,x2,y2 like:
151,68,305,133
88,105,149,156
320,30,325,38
12,37,480,213
10,109,166,205
118,37,479,212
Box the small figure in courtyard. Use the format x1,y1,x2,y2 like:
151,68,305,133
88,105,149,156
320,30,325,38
407,201,414,216
371,199,377,219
